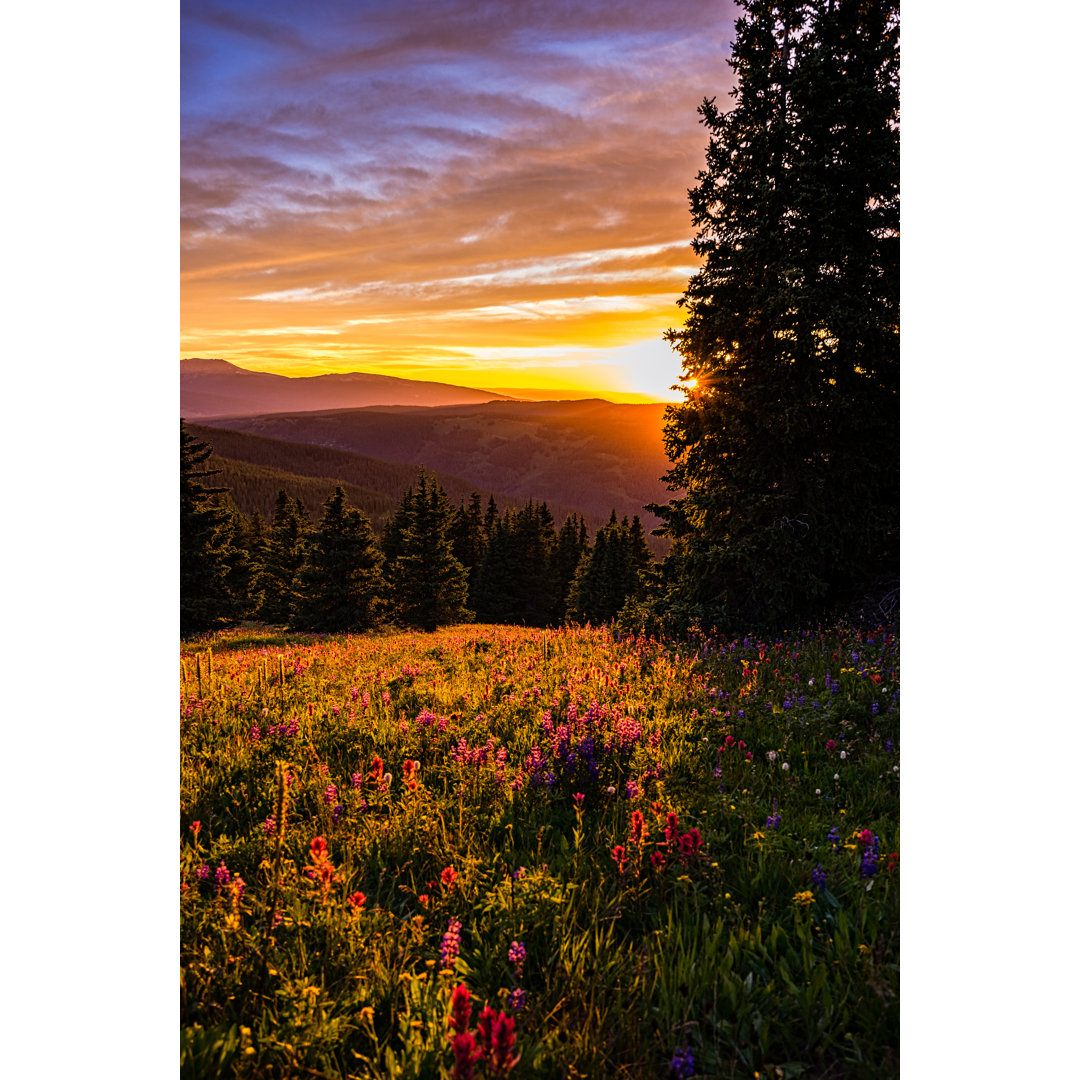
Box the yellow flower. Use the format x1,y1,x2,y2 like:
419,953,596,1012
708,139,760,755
751,831,767,840
793,890,815,907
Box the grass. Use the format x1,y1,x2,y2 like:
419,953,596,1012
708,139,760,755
180,622,899,1079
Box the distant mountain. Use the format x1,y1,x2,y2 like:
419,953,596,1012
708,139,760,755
196,398,677,548
481,386,667,404
181,358,515,418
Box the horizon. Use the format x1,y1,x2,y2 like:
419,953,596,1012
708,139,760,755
181,355,668,404
181,0,739,403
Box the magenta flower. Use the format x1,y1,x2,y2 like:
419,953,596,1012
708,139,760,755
508,940,526,978
441,917,463,967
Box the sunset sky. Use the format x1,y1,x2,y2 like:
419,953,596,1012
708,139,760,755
181,0,738,400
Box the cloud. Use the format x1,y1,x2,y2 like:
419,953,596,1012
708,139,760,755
182,1,737,389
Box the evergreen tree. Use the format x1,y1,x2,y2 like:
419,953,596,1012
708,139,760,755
507,502,557,626
482,495,499,541
180,421,245,635
450,492,487,603
222,499,262,619
387,468,471,631
380,486,412,566
651,0,899,630
258,491,309,626
565,512,645,625
292,486,385,632
471,511,517,624
626,515,653,577
553,514,590,623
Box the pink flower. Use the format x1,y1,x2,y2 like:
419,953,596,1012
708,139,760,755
448,983,473,1036
450,1031,482,1080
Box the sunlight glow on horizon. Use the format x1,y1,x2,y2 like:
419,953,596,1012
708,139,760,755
181,0,733,406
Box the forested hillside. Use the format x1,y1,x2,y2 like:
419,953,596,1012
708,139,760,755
187,423,635,548
196,399,674,541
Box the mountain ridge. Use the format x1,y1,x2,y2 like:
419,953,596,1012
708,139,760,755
181,358,517,418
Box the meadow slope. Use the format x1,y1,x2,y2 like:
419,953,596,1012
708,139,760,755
181,623,899,1079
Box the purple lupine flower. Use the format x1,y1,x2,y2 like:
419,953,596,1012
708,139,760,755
827,826,841,851
261,815,276,835
196,863,210,881
508,940,526,977
811,864,826,891
512,867,525,881
441,917,462,967
332,803,343,825
860,834,880,878
215,862,230,886
871,702,879,715
765,813,781,829
885,739,894,752
509,988,526,1011
324,784,338,806
249,723,261,742
670,1046,695,1078
625,780,639,800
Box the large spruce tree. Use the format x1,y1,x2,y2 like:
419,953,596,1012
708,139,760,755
652,0,899,630
386,468,471,632
258,491,309,626
292,486,385,632
180,421,246,635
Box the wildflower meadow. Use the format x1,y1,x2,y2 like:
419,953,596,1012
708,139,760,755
180,623,899,1078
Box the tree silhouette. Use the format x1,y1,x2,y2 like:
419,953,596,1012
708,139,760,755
386,468,471,631
180,421,246,635
652,0,899,630
292,486,385,632
257,491,309,626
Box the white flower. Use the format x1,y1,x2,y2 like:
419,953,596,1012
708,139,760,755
781,762,789,771
815,789,822,795
834,773,840,780
702,735,709,742
606,786,616,795
893,765,899,772
767,750,778,762
839,750,847,759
